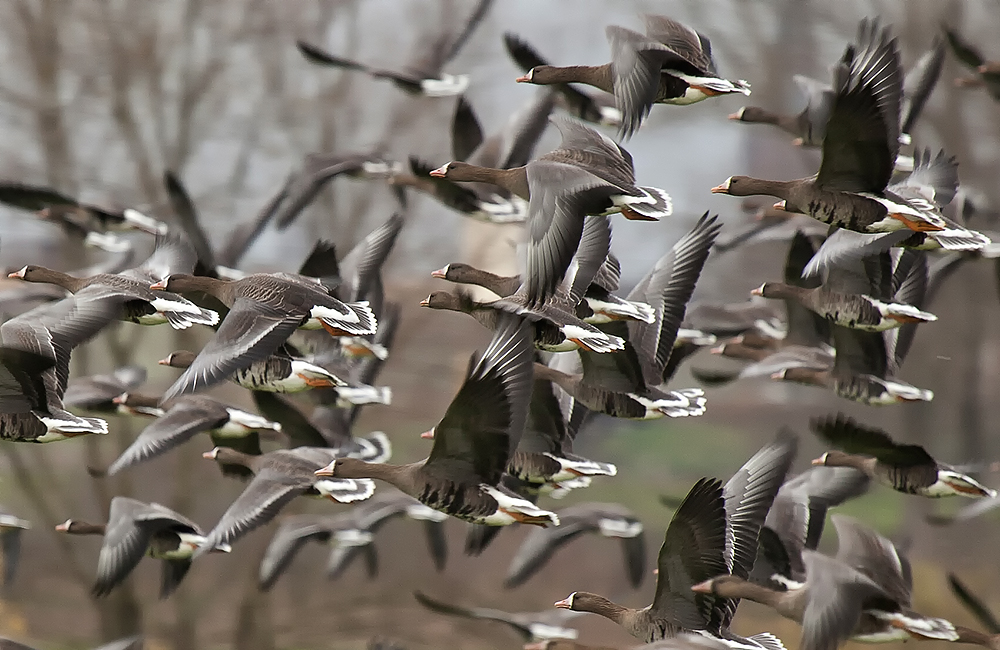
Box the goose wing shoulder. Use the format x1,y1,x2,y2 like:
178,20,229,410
93,497,159,596
812,413,936,479
424,316,533,487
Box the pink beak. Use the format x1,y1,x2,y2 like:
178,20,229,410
149,279,168,290
420,429,435,439
750,287,764,297
810,456,825,466
314,463,336,476
553,597,572,609
515,74,531,83
709,183,729,194
54,521,70,532
428,165,448,178
430,266,448,279
690,580,713,594
773,200,787,211
202,450,216,460
157,357,170,366
419,298,430,307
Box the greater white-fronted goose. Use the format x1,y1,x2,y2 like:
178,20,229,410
430,116,671,305
105,393,282,477
0,180,167,237
196,446,376,553
712,21,989,252
532,214,720,419
415,590,582,643
8,235,219,330
159,348,345,393
945,27,1000,101
400,92,554,224
267,153,403,230
63,365,147,413
258,490,447,590
504,32,621,127
505,502,644,589
695,515,1000,650
554,435,795,647
296,0,493,97
0,507,29,588
250,392,391,463
731,31,944,147
0,300,112,441
56,496,229,598
811,413,996,498
750,464,870,591
150,272,376,400
684,299,784,340
515,15,750,137
502,375,615,493
315,315,558,527
421,290,625,354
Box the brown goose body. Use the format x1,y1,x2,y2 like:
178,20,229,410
752,282,935,332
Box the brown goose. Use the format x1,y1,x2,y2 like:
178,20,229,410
315,315,558,528
105,393,282,477
0,180,167,237
63,365,147,413
430,116,671,305
811,413,996,499
399,92,555,224
945,27,1000,102
8,235,218,330
693,515,998,650
504,32,621,127
196,446,376,554
150,272,375,401
515,15,749,137
56,496,229,598
554,436,795,647
531,214,719,419
159,348,345,393
505,502,644,589
258,490,447,591
711,20,988,252
296,0,492,97
0,298,113,441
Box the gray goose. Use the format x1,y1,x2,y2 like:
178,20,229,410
505,502,645,589
533,214,719,419
515,15,750,137
415,590,582,644
0,180,167,237
196,446,376,554
63,365,147,414
314,315,558,528
750,464,869,591
56,496,228,598
730,30,944,148
0,298,113,441
105,393,282,477
429,116,671,306
8,235,218,330
401,91,555,224
296,0,493,97
693,515,1000,650
150,272,376,401
249,392,391,463
258,490,447,591
159,348,345,393
811,413,996,499
711,20,988,252
554,435,795,647
503,32,621,127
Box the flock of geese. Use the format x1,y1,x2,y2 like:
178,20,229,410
1,4,1000,650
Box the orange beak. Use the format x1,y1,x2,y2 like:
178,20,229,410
314,462,336,477
419,298,430,307
515,74,531,83
157,357,170,366
710,183,730,194
811,456,825,466
202,450,216,460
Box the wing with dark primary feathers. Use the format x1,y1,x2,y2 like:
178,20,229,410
651,478,728,630
339,213,404,303
413,589,533,640
452,96,485,162
817,19,902,193
251,392,329,448
948,573,1000,634
504,517,593,587
811,413,936,470
900,37,945,135
943,27,985,70
0,181,79,212
259,515,335,591
425,315,533,486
